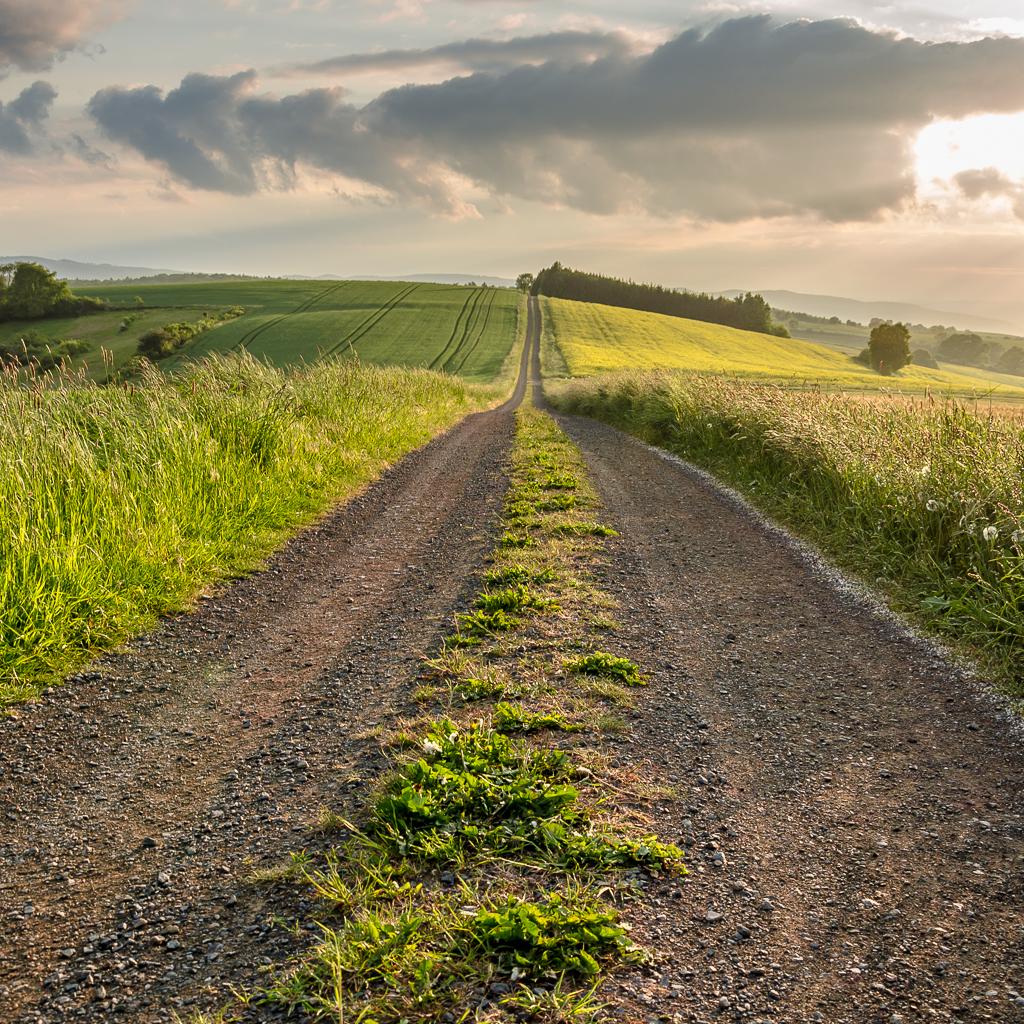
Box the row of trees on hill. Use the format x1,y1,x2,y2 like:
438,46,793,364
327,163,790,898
526,263,789,337
0,262,106,321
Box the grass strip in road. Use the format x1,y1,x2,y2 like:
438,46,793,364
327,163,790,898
239,404,686,1023
550,371,1024,697
0,354,499,708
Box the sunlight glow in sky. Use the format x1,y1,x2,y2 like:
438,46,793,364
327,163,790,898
0,0,1022,327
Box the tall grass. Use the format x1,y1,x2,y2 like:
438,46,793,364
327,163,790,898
551,372,1024,694
1,354,495,707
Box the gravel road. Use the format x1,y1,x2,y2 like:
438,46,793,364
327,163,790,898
3,297,1023,1023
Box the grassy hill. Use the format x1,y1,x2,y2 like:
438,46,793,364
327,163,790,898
3,279,522,383
542,296,1024,398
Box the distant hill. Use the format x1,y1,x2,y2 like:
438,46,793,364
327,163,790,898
349,273,516,287
0,256,183,281
720,289,1017,335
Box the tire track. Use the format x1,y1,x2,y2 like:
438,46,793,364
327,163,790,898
447,287,500,376
228,281,351,355
320,282,422,359
428,287,482,371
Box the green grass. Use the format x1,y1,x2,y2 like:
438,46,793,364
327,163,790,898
64,279,522,382
551,371,1024,695
543,296,1024,398
0,354,496,707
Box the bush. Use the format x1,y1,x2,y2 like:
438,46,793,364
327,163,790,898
137,329,176,360
911,347,939,369
0,329,87,370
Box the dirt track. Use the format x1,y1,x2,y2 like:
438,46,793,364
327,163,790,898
2,298,1023,1022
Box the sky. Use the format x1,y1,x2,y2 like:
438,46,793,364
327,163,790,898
1,1,1023,327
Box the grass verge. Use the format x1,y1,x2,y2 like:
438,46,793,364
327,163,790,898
0,354,498,708
550,371,1024,696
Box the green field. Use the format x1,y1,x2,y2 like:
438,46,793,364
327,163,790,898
67,279,522,382
543,296,1024,397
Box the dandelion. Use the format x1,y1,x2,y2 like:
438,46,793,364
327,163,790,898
1013,530,1024,546
422,738,441,755
982,525,999,542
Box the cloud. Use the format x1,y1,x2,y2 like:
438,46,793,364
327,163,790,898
0,1,126,75
0,80,55,153
88,16,1024,223
955,167,1024,218
275,29,643,78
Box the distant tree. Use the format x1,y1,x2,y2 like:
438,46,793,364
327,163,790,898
910,347,939,369
516,272,535,293
868,322,911,375
0,262,70,318
937,331,991,367
994,345,1024,376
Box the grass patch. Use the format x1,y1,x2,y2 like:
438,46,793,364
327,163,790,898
565,652,645,687
493,700,581,734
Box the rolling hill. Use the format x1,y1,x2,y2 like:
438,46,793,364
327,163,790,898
541,296,1024,397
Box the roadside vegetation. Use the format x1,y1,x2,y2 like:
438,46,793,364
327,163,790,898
542,295,1024,398
550,372,1024,695
0,355,499,708
236,405,684,1022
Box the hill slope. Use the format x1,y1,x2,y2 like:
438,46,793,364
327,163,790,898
542,296,1024,396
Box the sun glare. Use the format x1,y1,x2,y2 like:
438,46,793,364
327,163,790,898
915,112,1024,185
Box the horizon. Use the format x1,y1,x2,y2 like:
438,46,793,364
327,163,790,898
2,1,1023,328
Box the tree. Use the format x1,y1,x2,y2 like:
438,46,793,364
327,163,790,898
0,262,70,319
910,347,939,369
995,345,1024,376
516,272,535,293
868,322,911,375
937,331,991,367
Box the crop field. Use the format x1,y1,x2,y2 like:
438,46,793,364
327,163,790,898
76,279,521,382
550,370,1024,691
542,296,1024,398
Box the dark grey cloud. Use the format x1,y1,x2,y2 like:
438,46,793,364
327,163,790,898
88,16,1024,222
0,1,125,75
0,80,55,153
955,167,1024,218
275,30,642,78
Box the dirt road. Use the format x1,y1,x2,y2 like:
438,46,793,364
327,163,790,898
2,297,1023,1022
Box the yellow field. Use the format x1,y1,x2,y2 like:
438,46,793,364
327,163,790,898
542,297,1024,398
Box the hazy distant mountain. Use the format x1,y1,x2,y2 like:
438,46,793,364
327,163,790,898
721,289,1017,334
348,273,516,287
1,256,182,281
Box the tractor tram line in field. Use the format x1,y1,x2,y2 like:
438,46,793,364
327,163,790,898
320,281,423,360
447,285,501,375
228,280,353,355
428,285,484,371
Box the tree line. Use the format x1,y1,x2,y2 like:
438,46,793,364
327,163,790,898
0,262,106,322
525,263,789,337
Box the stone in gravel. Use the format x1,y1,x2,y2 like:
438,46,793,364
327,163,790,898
705,909,724,923
140,837,158,849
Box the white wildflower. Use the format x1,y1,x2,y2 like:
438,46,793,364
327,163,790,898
982,525,998,542
1012,530,1024,546
422,738,442,755
926,499,940,512
919,464,931,477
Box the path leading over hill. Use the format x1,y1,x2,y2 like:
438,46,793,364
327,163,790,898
2,299,1023,1022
